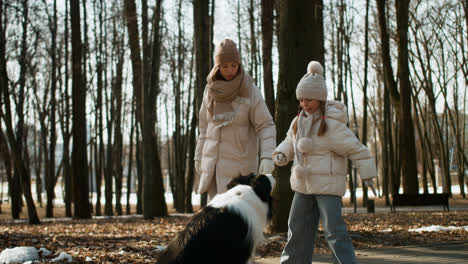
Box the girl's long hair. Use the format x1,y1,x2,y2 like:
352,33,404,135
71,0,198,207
292,101,328,136
317,102,328,136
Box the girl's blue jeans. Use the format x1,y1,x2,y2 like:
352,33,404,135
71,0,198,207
280,192,356,264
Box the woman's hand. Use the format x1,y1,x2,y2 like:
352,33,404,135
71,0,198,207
259,158,275,174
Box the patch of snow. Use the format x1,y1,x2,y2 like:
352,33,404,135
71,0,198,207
408,225,468,232
154,245,167,252
0,247,39,264
380,228,393,232
51,252,72,262
268,235,286,241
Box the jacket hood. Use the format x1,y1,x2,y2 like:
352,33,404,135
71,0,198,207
326,100,348,124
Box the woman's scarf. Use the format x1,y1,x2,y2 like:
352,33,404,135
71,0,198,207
205,67,250,125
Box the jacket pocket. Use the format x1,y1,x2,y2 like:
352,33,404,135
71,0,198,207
305,154,331,175
332,154,347,175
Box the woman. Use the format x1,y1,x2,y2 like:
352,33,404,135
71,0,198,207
194,39,276,200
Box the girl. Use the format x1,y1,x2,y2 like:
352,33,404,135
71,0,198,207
273,61,377,264
194,39,276,200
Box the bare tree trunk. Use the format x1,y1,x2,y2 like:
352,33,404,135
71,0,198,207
126,101,135,214
186,104,197,213
361,0,371,202
376,0,401,194
248,0,258,82
113,29,125,215
0,1,18,219
237,0,242,58
184,45,196,213
171,0,186,213
104,64,114,216
261,0,275,117
395,0,419,194
70,0,91,219
193,0,212,207
136,127,143,214
411,89,429,193
17,0,40,224
272,0,323,232
124,0,145,215
123,0,143,125
39,0,59,218
0,0,40,224
463,0,468,34
62,0,72,217
143,0,167,218
92,0,105,217
32,121,43,207
0,128,13,214
376,0,400,107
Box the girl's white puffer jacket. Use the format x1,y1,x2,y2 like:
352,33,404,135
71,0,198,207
273,101,377,196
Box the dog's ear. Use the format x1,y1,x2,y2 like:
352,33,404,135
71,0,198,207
226,173,257,189
252,174,273,202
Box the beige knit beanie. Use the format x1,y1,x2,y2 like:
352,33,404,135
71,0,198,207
214,39,241,67
296,61,327,101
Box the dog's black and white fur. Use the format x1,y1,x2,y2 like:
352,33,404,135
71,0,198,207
157,173,275,264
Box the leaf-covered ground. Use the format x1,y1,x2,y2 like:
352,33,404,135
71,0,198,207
1,198,468,263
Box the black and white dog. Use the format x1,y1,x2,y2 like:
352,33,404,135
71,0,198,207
157,173,275,264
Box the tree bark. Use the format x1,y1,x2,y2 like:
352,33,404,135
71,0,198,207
43,0,58,218
395,0,419,194
193,0,211,114
136,127,143,214
126,101,135,214
9,0,40,224
113,32,125,215
376,0,400,194
376,0,400,108
70,0,91,219
62,0,72,217
272,0,324,232
172,0,186,213
143,0,167,218
123,0,143,124
361,0,371,204
104,63,114,216
261,0,275,117
193,0,212,207
248,0,258,81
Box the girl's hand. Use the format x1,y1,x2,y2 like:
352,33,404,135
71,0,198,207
364,179,377,196
273,153,288,167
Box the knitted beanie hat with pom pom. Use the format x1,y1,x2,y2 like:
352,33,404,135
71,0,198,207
296,61,327,101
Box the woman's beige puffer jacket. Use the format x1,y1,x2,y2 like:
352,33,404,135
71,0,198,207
273,101,377,196
195,79,276,195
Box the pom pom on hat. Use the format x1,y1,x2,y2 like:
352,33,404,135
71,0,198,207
307,61,324,75
296,60,328,101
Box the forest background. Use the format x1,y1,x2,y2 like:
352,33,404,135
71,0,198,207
0,0,467,233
